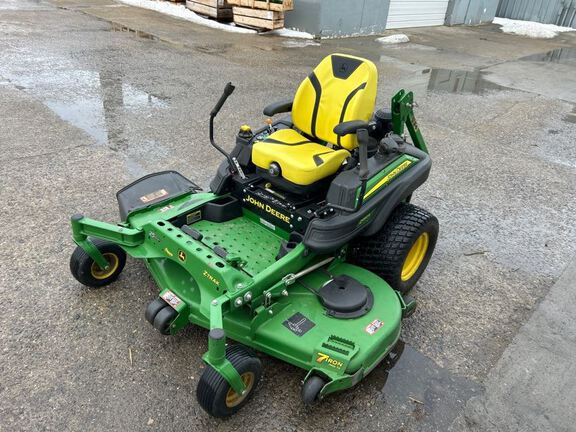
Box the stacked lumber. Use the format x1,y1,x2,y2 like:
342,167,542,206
228,0,293,12
228,0,293,30
186,0,233,21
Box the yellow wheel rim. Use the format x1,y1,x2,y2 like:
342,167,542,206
90,253,120,280
401,232,429,282
225,372,255,408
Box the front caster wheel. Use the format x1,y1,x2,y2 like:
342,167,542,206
70,239,126,288
153,305,177,335
196,345,262,418
302,375,326,405
145,298,168,324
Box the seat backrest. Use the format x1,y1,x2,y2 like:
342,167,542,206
292,54,378,151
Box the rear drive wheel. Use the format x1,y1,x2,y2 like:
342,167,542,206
70,239,126,288
196,344,262,418
349,203,438,293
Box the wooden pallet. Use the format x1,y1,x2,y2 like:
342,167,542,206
228,0,293,12
232,6,283,30
186,0,233,20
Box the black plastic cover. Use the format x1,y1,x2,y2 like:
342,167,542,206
305,146,431,253
318,275,374,319
116,171,199,220
263,100,293,117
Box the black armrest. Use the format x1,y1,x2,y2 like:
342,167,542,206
263,100,293,117
333,120,370,137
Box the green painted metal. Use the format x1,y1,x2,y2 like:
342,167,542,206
201,297,247,395
391,89,429,154
202,352,247,395
192,214,284,276
71,216,145,247
70,169,408,399
71,215,145,269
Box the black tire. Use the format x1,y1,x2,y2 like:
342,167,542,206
349,203,438,294
145,298,168,324
153,306,178,335
70,239,127,288
196,344,262,418
302,375,326,405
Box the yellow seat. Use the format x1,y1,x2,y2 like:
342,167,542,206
251,129,351,186
252,53,378,187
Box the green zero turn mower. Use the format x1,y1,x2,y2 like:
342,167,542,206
69,53,438,417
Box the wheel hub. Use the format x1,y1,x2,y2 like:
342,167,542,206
90,253,119,280
401,232,429,281
225,372,255,408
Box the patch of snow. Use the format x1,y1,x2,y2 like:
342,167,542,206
268,28,315,39
376,34,409,44
116,0,256,34
493,17,575,39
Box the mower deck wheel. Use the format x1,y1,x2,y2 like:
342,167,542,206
302,375,326,405
349,203,438,294
153,305,178,335
196,344,262,418
70,239,126,288
145,298,169,325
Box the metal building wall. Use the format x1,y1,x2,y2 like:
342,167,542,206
284,0,391,37
496,0,576,28
386,0,450,29
445,0,499,25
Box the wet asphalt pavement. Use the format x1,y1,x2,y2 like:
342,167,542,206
1,1,576,430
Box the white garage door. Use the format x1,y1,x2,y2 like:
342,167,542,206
386,0,450,29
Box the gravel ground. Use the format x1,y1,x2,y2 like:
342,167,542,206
1,1,575,430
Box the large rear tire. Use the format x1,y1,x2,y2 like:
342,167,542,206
349,203,438,293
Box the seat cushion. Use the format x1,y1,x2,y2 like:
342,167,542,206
292,54,378,151
252,129,350,186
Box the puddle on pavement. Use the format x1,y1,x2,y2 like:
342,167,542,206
519,47,576,66
1,62,168,178
111,23,161,42
399,67,507,98
367,341,483,430
564,106,576,124
3,69,167,148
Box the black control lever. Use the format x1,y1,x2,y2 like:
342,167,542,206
211,82,235,118
357,129,369,180
209,83,245,178
355,128,370,210
318,128,371,215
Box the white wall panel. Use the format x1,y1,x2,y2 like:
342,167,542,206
387,0,450,28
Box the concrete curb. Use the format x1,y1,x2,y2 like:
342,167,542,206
462,257,576,432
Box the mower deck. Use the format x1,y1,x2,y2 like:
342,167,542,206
244,263,403,379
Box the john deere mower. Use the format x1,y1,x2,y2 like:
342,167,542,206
69,53,438,417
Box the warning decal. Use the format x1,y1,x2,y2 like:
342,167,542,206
365,319,384,335
140,189,168,203
283,312,315,337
